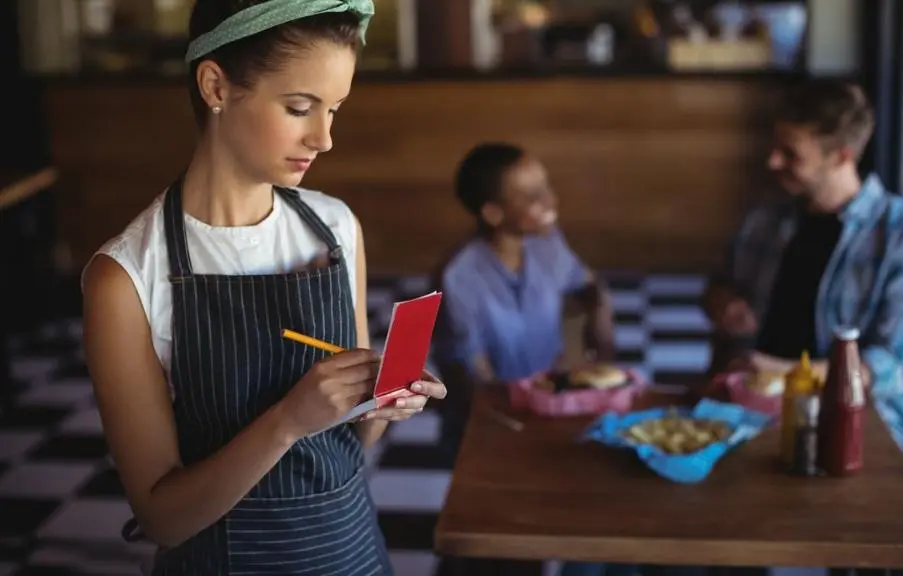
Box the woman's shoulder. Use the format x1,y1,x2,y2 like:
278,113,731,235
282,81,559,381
281,187,360,257
82,193,167,312
93,194,167,271
284,186,357,229
440,238,486,288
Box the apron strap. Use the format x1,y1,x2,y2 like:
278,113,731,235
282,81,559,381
275,187,345,262
163,183,346,278
162,174,194,278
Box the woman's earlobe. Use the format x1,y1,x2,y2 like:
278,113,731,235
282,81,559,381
196,61,228,110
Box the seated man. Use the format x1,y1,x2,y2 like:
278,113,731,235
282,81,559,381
705,80,903,576
705,80,903,395
433,142,622,576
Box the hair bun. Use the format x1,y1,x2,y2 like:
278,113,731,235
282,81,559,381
189,0,263,39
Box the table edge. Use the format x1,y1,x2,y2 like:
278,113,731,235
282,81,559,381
433,528,903,568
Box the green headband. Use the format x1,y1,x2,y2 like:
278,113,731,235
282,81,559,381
185,0,374,63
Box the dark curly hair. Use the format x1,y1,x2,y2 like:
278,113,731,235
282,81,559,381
187,0,364,128
454,142,526,217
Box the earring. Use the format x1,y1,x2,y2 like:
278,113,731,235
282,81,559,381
211,105,223,114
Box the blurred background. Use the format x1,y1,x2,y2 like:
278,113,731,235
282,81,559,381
0,0,901,575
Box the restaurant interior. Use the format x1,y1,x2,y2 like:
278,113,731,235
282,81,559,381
1,0,902,575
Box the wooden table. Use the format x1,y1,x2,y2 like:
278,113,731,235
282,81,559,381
435,387,903,568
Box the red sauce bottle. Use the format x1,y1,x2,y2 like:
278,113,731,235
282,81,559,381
816,326,866,477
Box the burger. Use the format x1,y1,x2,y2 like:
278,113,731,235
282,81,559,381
570,364,629,389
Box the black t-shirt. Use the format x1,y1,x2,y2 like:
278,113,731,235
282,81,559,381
756,210,843,359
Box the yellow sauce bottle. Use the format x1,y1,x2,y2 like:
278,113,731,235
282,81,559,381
781,351,816,467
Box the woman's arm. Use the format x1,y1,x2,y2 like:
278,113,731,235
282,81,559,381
350,216,389,447
432,283,496,421
433,265,496,386
549,228,614,360
572,274,615,361
83,256,300,548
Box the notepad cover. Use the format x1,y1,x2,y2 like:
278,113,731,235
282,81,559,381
374,291,443,407
312,291,443,433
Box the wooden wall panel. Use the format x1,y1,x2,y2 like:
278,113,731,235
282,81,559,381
43,77,778,274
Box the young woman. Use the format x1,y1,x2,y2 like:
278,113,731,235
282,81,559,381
433,142,623,576
436,142,614,388
82,1,445,574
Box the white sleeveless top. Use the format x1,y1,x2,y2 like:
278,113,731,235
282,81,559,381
89,188,359,385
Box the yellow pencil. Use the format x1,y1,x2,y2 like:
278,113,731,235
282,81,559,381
281,329,344,354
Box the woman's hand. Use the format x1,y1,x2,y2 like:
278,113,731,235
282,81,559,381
728,350,795,375
280,349,380,439
583,311,615,362
714,296,759,336
361,371,447,422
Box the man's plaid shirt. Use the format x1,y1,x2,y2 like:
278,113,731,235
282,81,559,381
715,174,903,396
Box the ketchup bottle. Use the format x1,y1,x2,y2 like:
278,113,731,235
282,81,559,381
816,326,866,477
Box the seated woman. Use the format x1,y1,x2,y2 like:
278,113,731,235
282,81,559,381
436,142,613,384
433,142,626,576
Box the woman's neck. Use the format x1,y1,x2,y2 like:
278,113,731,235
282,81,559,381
181,134,275,227
486,229,524,272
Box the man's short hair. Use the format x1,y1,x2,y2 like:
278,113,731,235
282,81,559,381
776,80,875,158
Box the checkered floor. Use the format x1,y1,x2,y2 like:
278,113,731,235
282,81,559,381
0,272,720,576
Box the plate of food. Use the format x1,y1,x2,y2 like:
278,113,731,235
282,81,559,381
715,370,785,416
583,400,773,483
508,363,646,417
619,409,732,455
534,364,631,393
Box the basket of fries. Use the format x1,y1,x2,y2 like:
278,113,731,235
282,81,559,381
582,400,773,483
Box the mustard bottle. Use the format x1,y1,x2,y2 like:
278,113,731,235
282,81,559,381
781,351,816,467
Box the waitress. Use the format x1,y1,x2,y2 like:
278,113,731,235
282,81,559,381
82,0,445,574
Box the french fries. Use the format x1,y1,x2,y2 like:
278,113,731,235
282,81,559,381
619,410,732,454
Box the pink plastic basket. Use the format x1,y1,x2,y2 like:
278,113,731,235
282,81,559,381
715,372,783,417
507,369,648,417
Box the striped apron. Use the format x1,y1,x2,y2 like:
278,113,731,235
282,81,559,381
145,179,392,575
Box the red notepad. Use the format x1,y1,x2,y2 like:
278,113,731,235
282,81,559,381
374,291,443,406
311,291,444,432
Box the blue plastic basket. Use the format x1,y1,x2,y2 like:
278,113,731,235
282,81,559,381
582,399,774,483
